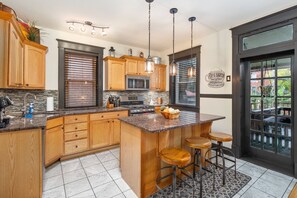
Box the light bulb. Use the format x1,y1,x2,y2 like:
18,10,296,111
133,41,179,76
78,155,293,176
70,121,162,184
91,27,96,35
101,29,107,36
169,62,178,76
69,23,74,31
81,25,86,32
145,57,155,73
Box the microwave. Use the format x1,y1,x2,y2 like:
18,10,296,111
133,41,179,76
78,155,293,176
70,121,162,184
126,75,150,90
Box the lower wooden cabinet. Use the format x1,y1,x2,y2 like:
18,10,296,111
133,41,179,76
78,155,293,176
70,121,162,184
90,118,121,149
0,129,42,198
45,117,64,167
64,138,88,155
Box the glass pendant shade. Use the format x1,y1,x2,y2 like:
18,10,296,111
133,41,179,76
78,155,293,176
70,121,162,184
169,61,177,76
145,56,155,73
187,66,196,77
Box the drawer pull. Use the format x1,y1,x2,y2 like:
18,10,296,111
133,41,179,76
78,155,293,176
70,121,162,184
112,120,114,123
75,118,78,121
75,127,78,130
101,115,104,118
117,114,120,116
108,121,110,123
75,145,78,148
75,134,78,137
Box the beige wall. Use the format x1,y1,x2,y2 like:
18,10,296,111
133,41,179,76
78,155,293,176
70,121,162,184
40,27,162,90
160,28,233,145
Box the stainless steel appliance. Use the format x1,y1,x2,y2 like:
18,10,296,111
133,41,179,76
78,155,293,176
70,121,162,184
126,75,150,90
120,96,155,116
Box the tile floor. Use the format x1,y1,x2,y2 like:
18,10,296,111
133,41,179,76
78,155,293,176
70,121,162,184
43,147,296,198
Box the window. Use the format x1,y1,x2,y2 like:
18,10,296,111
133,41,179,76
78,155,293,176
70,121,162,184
169,46,200,110
242,24,293,51
57,40,104,109
64,51,97,108
175,57,196,106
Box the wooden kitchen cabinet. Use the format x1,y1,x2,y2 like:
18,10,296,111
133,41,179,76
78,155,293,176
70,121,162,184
150,64,166,91
23,44,46,89
121,55,147,76
0,129,42,198
0,12,47,89
64,114,89,155
111,119,121,144
90,119,111,148
45,117,64,167
104,56,126,90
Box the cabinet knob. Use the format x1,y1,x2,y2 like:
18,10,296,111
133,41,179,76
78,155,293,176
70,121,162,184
112,120,114,123
108,121,110,123
75,118,78,120
75,145,78,148
101,115,104,118
61,126,64,130
75,134,78,137
117,114,119,116
75,127,78,130
26,84,29,86
110,87,112,89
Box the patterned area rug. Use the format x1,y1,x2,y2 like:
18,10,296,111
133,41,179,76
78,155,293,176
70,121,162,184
149,167,251,198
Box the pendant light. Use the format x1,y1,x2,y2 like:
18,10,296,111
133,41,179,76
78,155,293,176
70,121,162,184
169,8,178,76
145,0,154,73
188,17,196,78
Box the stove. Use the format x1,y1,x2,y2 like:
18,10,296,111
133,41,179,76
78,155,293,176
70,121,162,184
120,96,155,115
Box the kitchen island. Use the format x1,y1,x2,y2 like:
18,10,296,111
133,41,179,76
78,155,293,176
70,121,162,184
119,111,225,198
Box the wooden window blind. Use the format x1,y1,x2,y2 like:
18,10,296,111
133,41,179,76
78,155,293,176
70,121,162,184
64,51,97,108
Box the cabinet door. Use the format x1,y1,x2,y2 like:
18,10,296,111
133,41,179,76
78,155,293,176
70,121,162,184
8,23,23,87
111,119,121,145
126,59,138,75
24,44,46,89
137,60,147,75
90,120,111,148
45,125,63,166
149,65,159,90
107,60,126,90
158,65,166,91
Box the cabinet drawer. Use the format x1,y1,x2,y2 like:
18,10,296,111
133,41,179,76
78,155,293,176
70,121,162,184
46,117,63,129
90,111,128,121
64,139,88,155
64,114,88,124
64,122,88,133
65,130,88,142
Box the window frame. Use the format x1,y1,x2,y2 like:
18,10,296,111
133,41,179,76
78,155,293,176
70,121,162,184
168,46,201,112
57,39,104,109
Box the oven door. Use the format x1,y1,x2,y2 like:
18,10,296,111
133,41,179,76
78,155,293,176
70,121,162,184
126,76,150,90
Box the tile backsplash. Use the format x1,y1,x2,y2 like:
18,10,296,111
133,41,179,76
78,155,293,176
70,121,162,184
0,89,169,114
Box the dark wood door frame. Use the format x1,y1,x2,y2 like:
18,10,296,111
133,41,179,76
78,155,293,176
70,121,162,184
231,6,297,176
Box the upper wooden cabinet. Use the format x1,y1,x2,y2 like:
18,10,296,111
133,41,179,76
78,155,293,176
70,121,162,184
23,44,46,88
104,56,126,90
0,11,47,89
121,55,147,76
150,64,166,91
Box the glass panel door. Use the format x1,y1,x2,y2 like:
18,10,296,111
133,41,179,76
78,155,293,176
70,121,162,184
249,57,292,157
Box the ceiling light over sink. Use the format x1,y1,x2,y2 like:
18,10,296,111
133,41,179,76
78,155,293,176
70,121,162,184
66,20,109,36
144,0,154,74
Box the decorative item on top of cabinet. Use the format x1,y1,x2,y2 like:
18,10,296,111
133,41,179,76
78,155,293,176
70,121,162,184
104,56,126,90
150,64,166,91
121,55,147,76
109,46,115,57
0,11,47,89
45,117,64,167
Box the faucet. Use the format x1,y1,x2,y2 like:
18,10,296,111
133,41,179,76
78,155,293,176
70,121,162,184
22,93,37,117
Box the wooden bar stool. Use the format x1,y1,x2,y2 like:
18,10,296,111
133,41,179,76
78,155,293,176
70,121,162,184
156,147,195,198
184,137,215,197
205,132,236,185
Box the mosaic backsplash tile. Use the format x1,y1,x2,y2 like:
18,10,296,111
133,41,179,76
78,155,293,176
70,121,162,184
0,89,169,114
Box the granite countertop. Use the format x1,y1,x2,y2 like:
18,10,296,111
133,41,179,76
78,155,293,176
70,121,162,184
0,107,129,132
119,111,225,133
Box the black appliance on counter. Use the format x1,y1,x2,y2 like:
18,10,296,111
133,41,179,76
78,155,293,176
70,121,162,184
108,95,121,107
0,96,13,128
120,96,155,116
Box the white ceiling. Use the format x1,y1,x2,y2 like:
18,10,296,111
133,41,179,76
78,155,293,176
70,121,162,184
3,0,297,51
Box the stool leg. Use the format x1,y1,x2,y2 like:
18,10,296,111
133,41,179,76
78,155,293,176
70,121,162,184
215,148,219,168
219,142,226,185
193,149,198,179
172,166,177,198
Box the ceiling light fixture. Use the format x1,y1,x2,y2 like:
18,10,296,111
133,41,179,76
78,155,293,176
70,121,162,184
169,8,178,76
144,0,154,74
188,17,196,78
66,20,109,36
